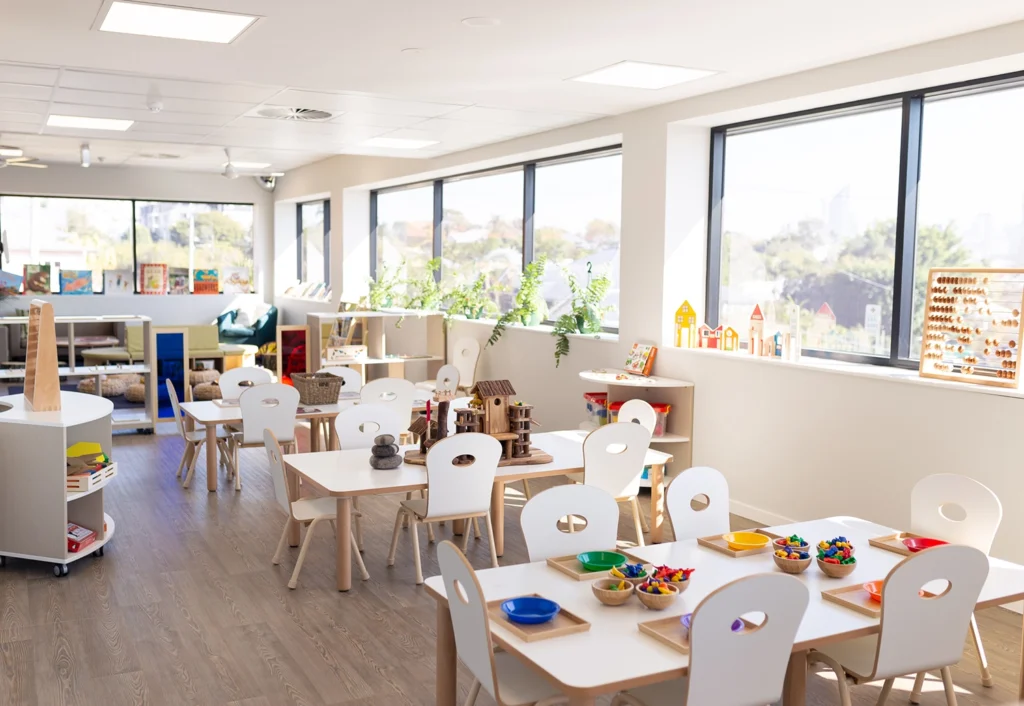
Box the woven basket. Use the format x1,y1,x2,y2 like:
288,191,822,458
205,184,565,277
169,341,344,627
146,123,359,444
292,372,343,405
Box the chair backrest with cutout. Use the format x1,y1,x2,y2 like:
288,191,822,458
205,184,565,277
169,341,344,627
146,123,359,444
262,429,294,516
874,544,989,680
520,485,619,561
425,434,501,519
334,403,404,450
321,365,362,398
687,573,809,706
219,366,273,400
436,541,501,702
166,378,186,439
910,473,1002,554
581,422,652,499
360,377,416,425
617,398,656,433
452,338,481,389
239,383,300,445
434,364,460,396
666,466,731,540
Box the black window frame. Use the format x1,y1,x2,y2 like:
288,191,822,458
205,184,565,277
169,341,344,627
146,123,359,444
705,68,1024,369
370,145,623,332
296,198,330,286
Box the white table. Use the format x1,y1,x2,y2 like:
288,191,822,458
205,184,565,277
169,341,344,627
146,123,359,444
424,516,1024,706
283,429,673,591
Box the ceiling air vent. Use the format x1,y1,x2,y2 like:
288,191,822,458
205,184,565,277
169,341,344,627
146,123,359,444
255,106,333,122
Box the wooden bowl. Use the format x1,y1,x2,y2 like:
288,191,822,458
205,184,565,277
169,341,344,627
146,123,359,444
608,565,651,587
636,583,679,611
773,554,812,574
592,579,635,606
665,577,691,593
817,558,856,579
774,538,810,554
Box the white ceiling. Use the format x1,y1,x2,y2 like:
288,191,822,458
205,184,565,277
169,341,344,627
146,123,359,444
0,0,1022,173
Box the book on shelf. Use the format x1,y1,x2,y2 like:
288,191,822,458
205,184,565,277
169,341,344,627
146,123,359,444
67,522,97,553
623,343,657,376
193,269,219,295
103,269,134,295
222,266,251,294
59,269,93,295
140,264,168,295
23,264,50,294
168,267,189,295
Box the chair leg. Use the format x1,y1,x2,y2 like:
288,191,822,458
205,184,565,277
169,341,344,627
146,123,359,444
874,677,894,706
521,479,532,500
808,651,852,706
403,492,412,529
353,498,364,552
387,511,404,566
940,666,957,706
969,612,993,687
426,520,436,544
463,679,481,706
350,530,370,581
461,523,472,552
472,518,481,539
182,440,204,488
288,519,318,589
175,444,190,479
630,497,646,547
638,500,651,532
272,519,291,565
567,514,576,533
411,519,424,585
910,672,926,704
484,513,499,569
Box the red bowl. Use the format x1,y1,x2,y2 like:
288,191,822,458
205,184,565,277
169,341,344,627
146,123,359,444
902,537,948,553
863,581,883,603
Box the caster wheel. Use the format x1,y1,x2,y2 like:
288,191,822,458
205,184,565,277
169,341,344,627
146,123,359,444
93,546,104,557
53,564,68,577
0,556,6,567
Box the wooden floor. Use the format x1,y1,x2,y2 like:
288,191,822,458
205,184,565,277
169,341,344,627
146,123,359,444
1,426,1022,706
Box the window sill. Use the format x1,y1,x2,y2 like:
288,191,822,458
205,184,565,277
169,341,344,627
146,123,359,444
671,345,1024,400
450,317,620,343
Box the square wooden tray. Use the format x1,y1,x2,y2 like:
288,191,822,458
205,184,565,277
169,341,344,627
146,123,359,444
868,532,928,557
821,584,881,618
546,549,646,581
638,615,760,654
696,530,783,558
487,594,590,642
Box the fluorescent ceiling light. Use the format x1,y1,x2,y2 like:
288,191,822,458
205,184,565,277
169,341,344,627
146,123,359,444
270,172,285,177
0,146,23,158
571,60,716,90
99,1,257,44
222,161,270,169
48,114,134,131
361,137,439,149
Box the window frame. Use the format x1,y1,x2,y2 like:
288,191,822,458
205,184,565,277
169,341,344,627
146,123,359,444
705,68,1024,369
296,198,330,286
369,145,624,332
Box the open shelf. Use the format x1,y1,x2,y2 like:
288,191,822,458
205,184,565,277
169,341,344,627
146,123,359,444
579,369,694,388
650,433,691,443
66,513,115,562
321,355,444,368
67,463,117,501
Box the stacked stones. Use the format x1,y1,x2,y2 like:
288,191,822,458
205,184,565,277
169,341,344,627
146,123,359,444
370,434,402,470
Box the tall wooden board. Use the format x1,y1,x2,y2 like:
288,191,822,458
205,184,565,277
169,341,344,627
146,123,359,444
24,300,61,411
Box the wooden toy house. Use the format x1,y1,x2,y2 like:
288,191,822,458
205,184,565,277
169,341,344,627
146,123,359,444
470,380,515,434
749,304,765,355
699,324,723,350
723,327,740,352
674,300,698,348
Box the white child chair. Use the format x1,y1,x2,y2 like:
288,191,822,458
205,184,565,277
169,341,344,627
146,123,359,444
166,379,233,489
809,544,990,706
230,383,299,491
571,422,652,546
436,540,568,706
416,363,460,395
361,377,417,426
909,473,1003,695
387,433,501,584
612,573,809,706
520,485,619,562
218,366,273,400
419,339,481,394
321,365,362,399
665,466,731,540
264,429,369,589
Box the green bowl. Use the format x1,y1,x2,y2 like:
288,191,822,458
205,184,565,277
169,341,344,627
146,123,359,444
577,551,628,572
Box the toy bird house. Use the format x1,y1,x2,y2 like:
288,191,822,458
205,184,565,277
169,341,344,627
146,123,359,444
470,380,515,434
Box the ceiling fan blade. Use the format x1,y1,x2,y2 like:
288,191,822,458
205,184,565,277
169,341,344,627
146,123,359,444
10,162,46,168
5,157,31,163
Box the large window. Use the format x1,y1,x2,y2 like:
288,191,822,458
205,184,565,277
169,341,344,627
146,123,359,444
0,196,133,292
135,201,255,292
298,200,329,285
374,185,434,296
535,154,622,327
443,170,524,312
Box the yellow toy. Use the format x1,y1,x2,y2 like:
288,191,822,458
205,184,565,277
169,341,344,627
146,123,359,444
674,300,698,348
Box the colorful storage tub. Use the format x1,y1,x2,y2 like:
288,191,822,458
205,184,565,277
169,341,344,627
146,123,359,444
609,401,672,437
583,392,608,427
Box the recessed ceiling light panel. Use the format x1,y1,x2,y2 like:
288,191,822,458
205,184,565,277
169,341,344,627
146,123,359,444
0,146,23,158
461,16,501,27
361,137,439,150
47,115,134,131
221,161,271,169
570,60,716,90
99,1,258,44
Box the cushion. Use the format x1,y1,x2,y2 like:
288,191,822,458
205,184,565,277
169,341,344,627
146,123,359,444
82,347,131,363
187,325,220,352
234,308,254,328
221,323,256,338
124,383,146,403
193,382,222,400
189,368,220,385
77,376,130,397
125,326,145,357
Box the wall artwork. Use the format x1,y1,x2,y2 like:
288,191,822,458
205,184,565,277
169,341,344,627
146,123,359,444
193,269,219,295
140,264,168,295
59,270,93,295
168,267,189,295
23,264,50,294
104,269,134,295
221,266,251,294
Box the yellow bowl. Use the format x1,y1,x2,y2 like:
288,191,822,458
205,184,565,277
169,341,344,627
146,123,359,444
723,532,771,552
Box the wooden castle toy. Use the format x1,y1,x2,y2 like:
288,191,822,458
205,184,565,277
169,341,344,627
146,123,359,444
674,300,698,348
748,304,765,356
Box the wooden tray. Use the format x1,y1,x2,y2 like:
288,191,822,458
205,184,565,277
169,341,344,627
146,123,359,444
821,584,881,618
546,549,646,581
403,447,553,467
868,532,930,557
697,530,783,557
487,594,590,642
638,615,759,655
66,463,118,494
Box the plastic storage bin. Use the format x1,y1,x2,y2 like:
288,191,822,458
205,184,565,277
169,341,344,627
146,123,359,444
609,400,672,437
583,392,608,427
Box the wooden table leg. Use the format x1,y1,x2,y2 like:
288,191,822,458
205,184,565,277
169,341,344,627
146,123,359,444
783,650,808,705
287,469,301,547
336,497,352,591
490,481,506,557
649,463,666,543
205,424,218,492
452,519,466,535
309,419,320,453
328,418,339,450
436,600,457,706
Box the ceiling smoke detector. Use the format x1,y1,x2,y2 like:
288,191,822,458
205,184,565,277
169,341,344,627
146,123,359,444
255,106,334,122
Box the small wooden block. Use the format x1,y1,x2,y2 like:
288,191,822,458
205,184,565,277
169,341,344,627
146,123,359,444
696,530,783,558
487,594,590,642
546,550,647,581
868,532,927,557
403,447,554,467
821,584,881,618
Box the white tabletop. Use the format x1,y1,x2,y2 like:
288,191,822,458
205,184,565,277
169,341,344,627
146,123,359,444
423,516,1024,694
180,400,345,425
0,392,113,427
283,429,674,497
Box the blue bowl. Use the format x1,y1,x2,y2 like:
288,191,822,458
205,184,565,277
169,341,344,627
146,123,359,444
501,596,560,625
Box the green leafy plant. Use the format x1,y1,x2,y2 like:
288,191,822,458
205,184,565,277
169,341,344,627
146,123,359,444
403,258,445,312
448,273,497,322
365,261,404,311
488,255,548,346
551,264,612,367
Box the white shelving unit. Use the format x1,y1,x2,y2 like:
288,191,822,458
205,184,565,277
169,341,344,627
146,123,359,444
0,314,155,431
579,368,694,485
0,391,117,576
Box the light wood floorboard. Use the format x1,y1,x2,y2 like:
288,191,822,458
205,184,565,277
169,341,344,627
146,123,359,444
0,425,1020,705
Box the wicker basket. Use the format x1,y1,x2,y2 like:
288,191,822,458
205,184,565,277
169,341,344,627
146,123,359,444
773,554,812,574
291,372,343,405
817,558,856,579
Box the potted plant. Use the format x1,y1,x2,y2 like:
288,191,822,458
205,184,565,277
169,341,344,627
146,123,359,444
365,261,404,310
551,264,611,367
448,273,497,321
402,258,445,312
487,255,548,346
